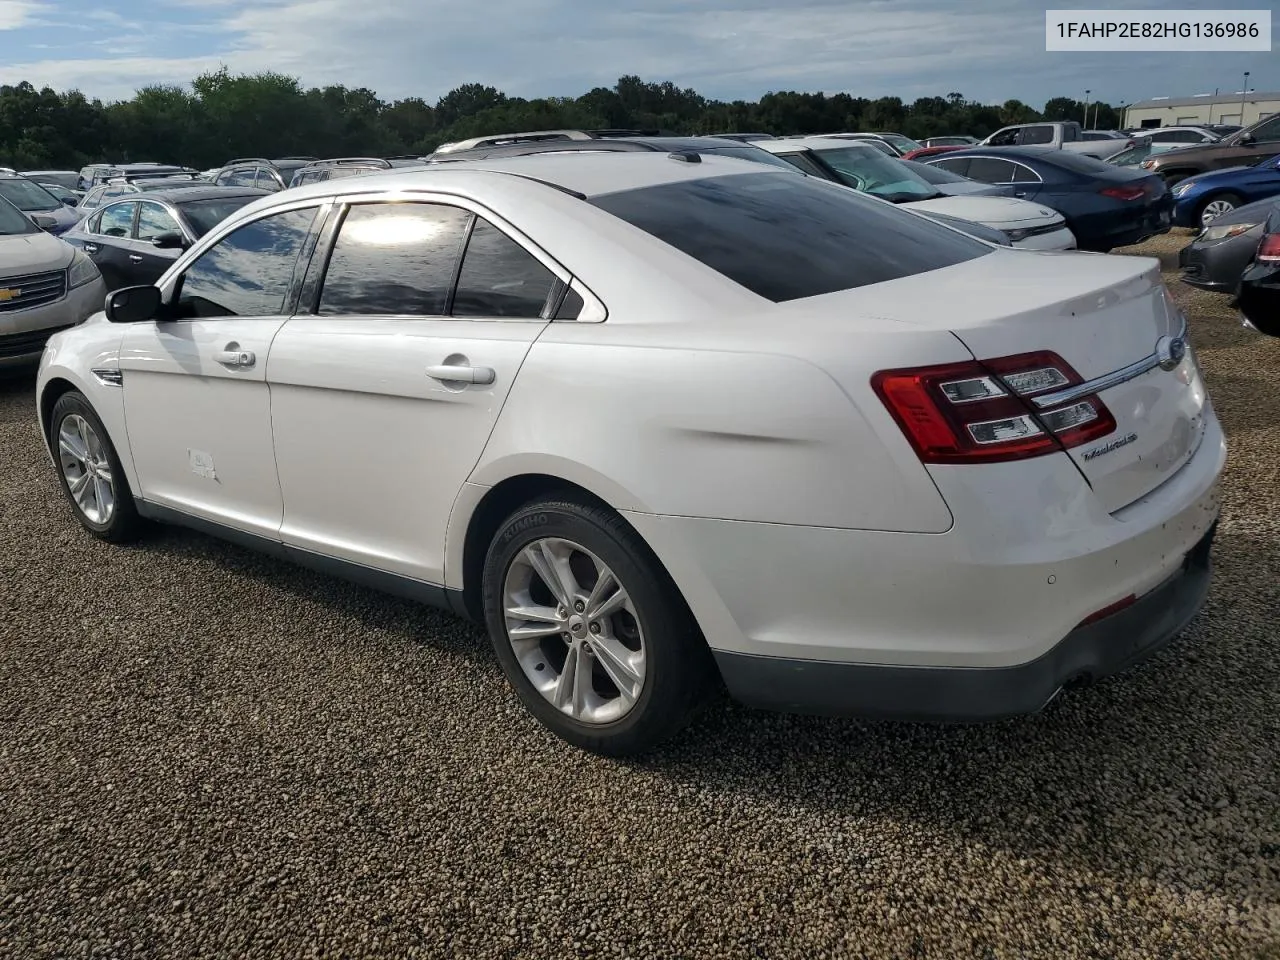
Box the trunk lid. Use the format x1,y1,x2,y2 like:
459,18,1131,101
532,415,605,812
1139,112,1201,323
938,252,1207,512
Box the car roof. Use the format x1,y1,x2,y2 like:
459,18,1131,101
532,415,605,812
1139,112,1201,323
429,136,763,164
248,151,781,212
753,137,883,154
104,186,271,205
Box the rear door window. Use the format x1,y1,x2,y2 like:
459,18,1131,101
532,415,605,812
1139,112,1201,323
316,202,472,316
135,202,182,241
1018,126,1055,145
452,218,557,318
589,171,989,303
96,202,137,238
964,158,1019,183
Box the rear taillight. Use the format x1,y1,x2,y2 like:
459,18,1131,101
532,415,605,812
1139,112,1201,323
872,351,1116,465
1100,184,1146,201
1256,233,1280,263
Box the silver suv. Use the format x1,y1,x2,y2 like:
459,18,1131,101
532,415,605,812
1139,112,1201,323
0,196,104,371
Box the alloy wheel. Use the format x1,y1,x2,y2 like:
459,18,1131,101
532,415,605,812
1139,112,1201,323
502,537,647,725
1200,199,1236,226
57,414,116,525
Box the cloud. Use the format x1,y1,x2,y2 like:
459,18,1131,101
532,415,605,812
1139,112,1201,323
0,0,1274,105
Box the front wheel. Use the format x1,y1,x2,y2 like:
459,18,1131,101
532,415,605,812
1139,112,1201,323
482,498,712,755
49,391,143,542
1198,193,1242,228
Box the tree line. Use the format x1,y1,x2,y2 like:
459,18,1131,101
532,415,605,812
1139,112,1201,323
0,69,1124,170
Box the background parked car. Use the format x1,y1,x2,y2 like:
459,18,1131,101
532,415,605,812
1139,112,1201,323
923,147,1171,251
1236,209,1280,337
77,175,208,213
921,136,978,147
0,194,103,371
756,138,1076,249
0,171,81,234
1178,196,1279,292
78,163,189,190
902,159,1016,197
1139,113,1280,185
818,132,923,156
1169,155,1280,228
1123,126,1222,146
978,121,1131,158
703,133,776,142
20,170,82,193
1104,141,1184,167
211,158,316,192
288,157,403,186
33,183,82,205
62,186,269,290
901,145,967,160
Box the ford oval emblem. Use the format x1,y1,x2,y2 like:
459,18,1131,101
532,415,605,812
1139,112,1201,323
1156,335,1187,371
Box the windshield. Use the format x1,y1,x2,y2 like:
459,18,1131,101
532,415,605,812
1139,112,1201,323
809,146,940,201
38,183,79,202
881,133,924,153
0,178,60,212
176,195,263,237
0,195,39,235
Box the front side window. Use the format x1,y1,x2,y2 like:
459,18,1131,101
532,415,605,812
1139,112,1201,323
177,206,318,318
452,218,557,318
317,202,471,316
1248,115,1280,143
590,171,989,303
96,202,136,238
986,128,1018,146
136,202,181,241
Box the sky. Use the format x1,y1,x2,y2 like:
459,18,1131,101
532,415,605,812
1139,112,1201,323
0,0,1274,107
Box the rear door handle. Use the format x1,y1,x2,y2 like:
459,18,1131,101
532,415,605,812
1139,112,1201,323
127,254,143,263
216,349,255,368
426,363,495,385
82,242,99,253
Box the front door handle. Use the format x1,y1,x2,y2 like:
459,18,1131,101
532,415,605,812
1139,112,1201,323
82,242,99,254
128,254,143,263
426,363,495,385
216,349,256,368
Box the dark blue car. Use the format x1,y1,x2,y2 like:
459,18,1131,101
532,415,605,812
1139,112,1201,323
922,147,1172,252
1169,155,1280,229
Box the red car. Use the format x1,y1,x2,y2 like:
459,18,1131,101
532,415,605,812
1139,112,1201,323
902,145,967,161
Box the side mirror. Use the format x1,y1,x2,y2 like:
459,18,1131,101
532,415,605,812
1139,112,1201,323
1237,133,1255,146
30,214,57,232
60,195,78,207
151,231,187,250
104,285,163,324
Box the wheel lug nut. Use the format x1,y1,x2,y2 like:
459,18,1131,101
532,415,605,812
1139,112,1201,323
589,622,600,634
562,633,572,642
574,601,585,613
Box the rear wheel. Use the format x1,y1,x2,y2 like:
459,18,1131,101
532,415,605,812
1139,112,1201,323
482,498,712,755
1198,193,1242,228
49,391,142,543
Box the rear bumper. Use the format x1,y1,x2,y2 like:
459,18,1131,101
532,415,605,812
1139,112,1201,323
1072,197,1173,250
1178,234,1256,292
713,522,1215,721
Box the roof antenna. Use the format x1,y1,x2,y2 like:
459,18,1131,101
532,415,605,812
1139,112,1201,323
668,150,702,163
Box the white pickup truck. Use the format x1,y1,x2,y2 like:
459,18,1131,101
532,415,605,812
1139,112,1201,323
978,121,1132,158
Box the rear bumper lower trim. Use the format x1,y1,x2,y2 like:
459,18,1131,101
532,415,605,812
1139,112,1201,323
713,521,1216,721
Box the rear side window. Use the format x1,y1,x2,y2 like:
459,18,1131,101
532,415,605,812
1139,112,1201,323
452,218,557,318
966,158,1019,183
1020,126,1054,145
930,157,971,177
317,202,471,316
777,151,830,177
590,172,989,303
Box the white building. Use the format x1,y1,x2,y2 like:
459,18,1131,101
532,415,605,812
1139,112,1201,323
1123,91,1280,129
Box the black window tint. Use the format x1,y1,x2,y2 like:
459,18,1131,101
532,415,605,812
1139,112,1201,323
1020,126,1055,145
452,218,557,318
932,157,971,177
178,206,317,318
779,151,830,177
318,202,471,316
1009,163,1041,184
554,286,585,320
97,202,135,237
589,172,989,303
966,158,1018,183
1249,116,1280,142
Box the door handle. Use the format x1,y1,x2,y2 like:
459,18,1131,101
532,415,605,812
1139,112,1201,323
216,349,256,368
426,363,495,385
82,243,99,253
128,254,143,263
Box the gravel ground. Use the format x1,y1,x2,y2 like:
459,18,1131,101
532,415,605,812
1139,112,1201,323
2,232,1279,959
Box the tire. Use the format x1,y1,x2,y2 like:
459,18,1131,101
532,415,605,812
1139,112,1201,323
482,498,713,756
1198,193,1242,229
49,391,143,543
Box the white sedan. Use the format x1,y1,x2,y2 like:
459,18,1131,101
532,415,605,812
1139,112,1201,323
36,153,1223,754
755,137,1078,250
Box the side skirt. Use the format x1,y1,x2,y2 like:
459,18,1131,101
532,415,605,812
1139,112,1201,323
134,500,471,618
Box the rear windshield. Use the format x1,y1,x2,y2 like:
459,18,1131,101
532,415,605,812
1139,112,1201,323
589,172,990,303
